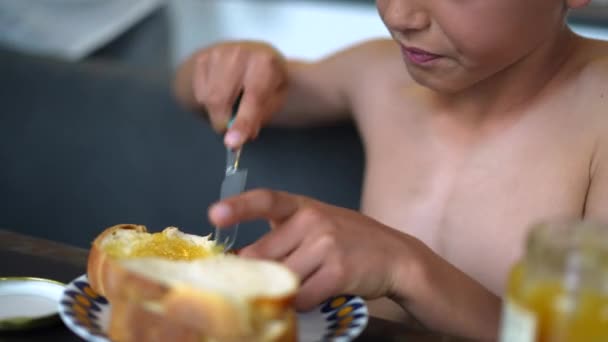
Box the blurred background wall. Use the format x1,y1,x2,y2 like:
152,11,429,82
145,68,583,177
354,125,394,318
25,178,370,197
168,0,608,66
2,0,607,67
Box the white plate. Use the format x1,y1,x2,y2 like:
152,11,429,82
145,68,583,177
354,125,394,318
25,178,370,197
0,277,65,331
58,274,368,342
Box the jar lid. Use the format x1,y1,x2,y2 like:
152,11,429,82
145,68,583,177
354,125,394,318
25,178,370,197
0,277,65,331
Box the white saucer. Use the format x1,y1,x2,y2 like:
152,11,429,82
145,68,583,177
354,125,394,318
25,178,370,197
0,277,65,331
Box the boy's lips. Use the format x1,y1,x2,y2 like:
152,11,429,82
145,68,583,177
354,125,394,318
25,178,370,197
401,45,442,65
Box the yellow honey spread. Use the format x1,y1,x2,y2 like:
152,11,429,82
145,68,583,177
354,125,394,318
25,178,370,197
104,230,219,260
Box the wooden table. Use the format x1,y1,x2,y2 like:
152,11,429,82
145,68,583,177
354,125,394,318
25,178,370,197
0,229,465,342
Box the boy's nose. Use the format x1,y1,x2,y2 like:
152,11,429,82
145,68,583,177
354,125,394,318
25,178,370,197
379,0,430,33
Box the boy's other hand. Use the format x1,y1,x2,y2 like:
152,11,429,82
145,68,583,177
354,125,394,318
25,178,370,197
208,189,422,312
190,41,289,149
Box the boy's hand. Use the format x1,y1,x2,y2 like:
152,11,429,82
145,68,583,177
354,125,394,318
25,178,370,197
208,189,420,311
190,41,289,149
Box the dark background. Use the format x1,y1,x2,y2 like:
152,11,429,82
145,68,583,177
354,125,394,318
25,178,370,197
0,3,365,249
0,0,605,248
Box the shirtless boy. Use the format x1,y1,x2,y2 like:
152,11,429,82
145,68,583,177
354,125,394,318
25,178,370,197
174,0,608,339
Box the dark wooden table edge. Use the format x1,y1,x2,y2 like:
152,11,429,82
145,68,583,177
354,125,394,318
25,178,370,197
0,229,89,267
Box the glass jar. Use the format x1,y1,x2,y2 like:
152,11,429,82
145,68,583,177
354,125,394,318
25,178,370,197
499,220,608,342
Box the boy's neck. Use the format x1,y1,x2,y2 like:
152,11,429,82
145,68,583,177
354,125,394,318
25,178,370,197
437,26,581,125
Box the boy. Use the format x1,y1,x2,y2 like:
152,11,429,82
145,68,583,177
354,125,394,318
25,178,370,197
174,0,607,339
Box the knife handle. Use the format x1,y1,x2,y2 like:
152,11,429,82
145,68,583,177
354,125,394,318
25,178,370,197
227,91,244,129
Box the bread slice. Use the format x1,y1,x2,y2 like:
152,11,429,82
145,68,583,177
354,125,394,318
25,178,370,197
87,224,221,300
109,297,297,342
110,256,299,342
108,296,206,342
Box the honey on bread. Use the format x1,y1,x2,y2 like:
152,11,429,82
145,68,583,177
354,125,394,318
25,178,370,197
103,229,221,260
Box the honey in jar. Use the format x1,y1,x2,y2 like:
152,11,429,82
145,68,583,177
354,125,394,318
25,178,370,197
499,220,608,342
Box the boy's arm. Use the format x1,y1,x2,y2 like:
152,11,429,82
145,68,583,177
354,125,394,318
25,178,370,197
173,39,399,127
392,241,502,340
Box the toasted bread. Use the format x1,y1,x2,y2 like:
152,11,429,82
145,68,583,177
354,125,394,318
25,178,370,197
108,296,205,342
110,257,299,342
109,296,297,342
87,224,220,300
87,224,300,341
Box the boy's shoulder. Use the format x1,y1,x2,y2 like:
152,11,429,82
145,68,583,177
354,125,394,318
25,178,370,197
571,39,608,158
574,39,608,90
333,38,410,80
332,38,413,99
568,39,608,119
339,39,400,59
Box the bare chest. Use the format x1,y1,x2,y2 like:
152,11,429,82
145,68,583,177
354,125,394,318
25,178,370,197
353,92,594,294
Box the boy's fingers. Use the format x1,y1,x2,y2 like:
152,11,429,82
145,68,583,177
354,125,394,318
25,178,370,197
225,92,263,148
294,264,342,312
192,55,210,108
281,238,327,284
196,52,246,133
238,214,306,260
225,58,282,148
245,52,286,98
239,203,323,260
206,90,245,134
209,189,302,227
206,102,233,132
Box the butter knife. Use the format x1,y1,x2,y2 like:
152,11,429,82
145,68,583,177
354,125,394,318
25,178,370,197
214,95,247,251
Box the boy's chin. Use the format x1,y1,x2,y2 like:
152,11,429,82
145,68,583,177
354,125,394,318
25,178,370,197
408,70,471,95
